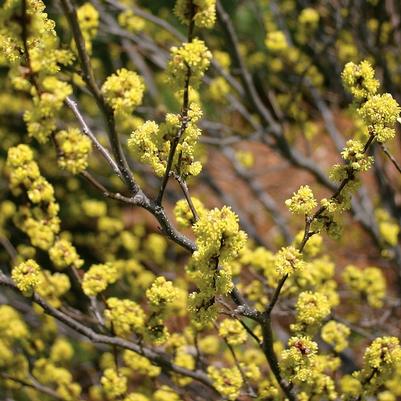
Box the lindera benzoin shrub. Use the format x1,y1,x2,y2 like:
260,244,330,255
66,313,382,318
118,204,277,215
1,0,401,400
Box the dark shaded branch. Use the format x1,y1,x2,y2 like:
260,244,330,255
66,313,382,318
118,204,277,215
261,320,297,401
381,143,401,174
0,236,17,262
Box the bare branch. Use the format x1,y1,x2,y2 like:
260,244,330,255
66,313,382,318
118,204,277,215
381,143,401,174
65,97,122,179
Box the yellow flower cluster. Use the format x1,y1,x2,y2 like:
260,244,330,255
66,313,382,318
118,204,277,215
174,0,217,28
358,94,401,143
123,350,161,378
82,199,107,218
50,337,74,363
342,60,400,143
146,315,170,345
235,150,255,169
49,238,84,270
356,337,401,392
144,233,167,264
340,374,362,398
218,319,247,345
11,259,41,295
298,8,320,29
82,263,119,296
292,291,331,333
118,10,146,33
274,246,305,277
281,336,318,383
188,206,246,325
25,77,73,143
340,139,374,173
321,320,350,352
0,0,73,74
0,305,28,341
36,271,71,308
55,128,92,174
128,109,203,178
376,208,400,247
342,61,380,101
144,276,181,344
77,2,99,52
166,39,212,89
288,256,339,307
342,265,386,308
265,31,289,53
285,185,317,215
192,206,247,265
124,393,149,401
174,197,206,227
33,358,81,400
7,144,35,188
104,297,145,337
128,121,165,176
146,276,178,308
240,246,277,293
174,350,195,385
208,77,231,103
153,386,181,401
101,368,127,400
27,177,55,204
7,144,61,250
0,201,15,236
207,366,243,400
102,68,145,114
313,128,379,236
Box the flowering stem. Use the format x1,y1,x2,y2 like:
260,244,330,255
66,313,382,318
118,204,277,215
257,133,376,401
156,1,195,205
156,113,190,205
20,0,41,94
266,133,376,317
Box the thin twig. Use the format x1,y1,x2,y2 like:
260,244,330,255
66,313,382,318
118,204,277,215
381,143,401,174
80,170,136,205
265,133,376,317
65,97,122,179
172,172,199,222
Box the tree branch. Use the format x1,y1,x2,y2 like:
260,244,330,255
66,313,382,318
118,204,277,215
60,0,139,195
0,273,218,393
